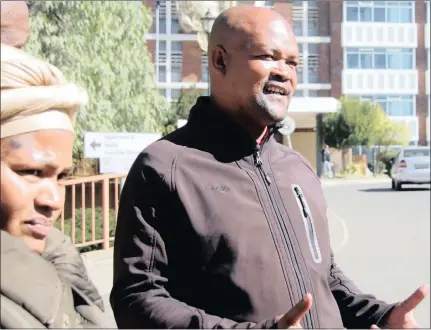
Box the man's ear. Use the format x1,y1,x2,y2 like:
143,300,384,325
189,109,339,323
211,46,227,75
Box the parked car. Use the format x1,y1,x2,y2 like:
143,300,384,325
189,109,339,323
390,146,431,191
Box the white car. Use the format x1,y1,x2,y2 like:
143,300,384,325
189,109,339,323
390,146,431,191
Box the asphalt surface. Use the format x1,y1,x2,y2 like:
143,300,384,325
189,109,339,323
325,181,431,328
85,180,431,328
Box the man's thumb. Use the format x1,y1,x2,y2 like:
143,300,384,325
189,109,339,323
277,294,313,328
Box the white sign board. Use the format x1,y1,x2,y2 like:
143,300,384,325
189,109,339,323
99,156,138,174
84,132,162,173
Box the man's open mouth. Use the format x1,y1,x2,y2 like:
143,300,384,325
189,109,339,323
263,84,288,96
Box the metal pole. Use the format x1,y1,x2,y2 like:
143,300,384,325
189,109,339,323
155,0,160,82
286,134,292,149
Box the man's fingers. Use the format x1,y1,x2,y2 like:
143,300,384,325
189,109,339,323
399,285,430,313
370,325,380,329
278,293,312,328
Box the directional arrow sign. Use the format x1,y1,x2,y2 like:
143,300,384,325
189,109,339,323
90,140,102,150
83,132,161,161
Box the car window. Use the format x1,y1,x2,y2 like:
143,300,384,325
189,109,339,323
402,149,430,157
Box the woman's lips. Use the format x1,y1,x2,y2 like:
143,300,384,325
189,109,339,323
24,218,53,239
26,223,52,238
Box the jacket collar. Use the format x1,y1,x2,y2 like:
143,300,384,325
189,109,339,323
187,97,278,159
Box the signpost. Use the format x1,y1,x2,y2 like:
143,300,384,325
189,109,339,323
84,132,162,174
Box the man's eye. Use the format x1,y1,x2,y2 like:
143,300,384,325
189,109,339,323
287,61,298,67
17,169,43,177
258,54,274,60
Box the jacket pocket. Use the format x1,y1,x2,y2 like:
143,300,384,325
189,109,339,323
291,184,322,264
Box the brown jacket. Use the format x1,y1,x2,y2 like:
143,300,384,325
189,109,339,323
1,229,116,329
111,97,394,329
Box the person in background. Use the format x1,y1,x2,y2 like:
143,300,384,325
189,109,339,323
320,144,333,179
111,5,428,329
0,43,116,329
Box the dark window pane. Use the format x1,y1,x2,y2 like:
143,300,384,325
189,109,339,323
347,53,359,68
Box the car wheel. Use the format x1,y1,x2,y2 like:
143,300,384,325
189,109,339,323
395,181,402,191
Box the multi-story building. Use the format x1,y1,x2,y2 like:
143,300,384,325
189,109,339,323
143,0,430,169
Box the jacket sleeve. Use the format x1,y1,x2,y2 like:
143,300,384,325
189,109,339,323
328,251,395,329
110,156,277,329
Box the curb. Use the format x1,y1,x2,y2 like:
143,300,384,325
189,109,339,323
322,179,391,186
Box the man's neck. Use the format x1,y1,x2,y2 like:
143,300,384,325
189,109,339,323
209,96,268,142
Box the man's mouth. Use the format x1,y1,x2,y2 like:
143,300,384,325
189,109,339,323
263,84,289,96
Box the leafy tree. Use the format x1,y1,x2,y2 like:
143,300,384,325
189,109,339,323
318,97,409,171
162,88,203,135
25,1,169,159
319,97,408,149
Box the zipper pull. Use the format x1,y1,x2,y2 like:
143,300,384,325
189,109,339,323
254,146,263,167
254,146,272,185
294,187,309,217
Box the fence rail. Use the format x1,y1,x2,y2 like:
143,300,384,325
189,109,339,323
59,173,127,250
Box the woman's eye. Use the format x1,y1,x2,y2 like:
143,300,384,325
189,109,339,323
17,169,43,177
58,172,71,180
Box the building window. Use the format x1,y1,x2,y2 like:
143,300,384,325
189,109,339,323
171,41,183,82
345,48,414,69
170,89,182,103
308,44,319,83
360,95,415,117
159,89,167,97
345,1,414,23
201,53,208,82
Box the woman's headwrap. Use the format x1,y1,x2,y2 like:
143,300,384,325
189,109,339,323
1,43,88,139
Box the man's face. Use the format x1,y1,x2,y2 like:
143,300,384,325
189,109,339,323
224,18,299,126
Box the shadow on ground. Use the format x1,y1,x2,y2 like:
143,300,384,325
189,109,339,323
359,187,430,193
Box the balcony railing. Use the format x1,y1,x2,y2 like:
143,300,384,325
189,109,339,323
390,116,419,142
342,70,418,95
58,173,127,250
342,22,417,48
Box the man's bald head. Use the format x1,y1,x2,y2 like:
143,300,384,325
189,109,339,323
208,6,292,55
1,1,30,48
207,6,299,136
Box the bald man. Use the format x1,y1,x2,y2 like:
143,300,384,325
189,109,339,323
1,1,30,48
111,6,428,329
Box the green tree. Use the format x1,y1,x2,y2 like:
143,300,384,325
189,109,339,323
319,97,408,149
25,1,169,159
162,88,203,135
318,97,409,171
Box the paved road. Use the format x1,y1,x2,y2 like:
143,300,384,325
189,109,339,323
325,181,430,328
85,180,430,328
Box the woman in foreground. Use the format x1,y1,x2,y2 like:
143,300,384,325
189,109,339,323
0,43,116,329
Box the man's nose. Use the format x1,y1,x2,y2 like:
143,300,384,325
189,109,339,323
34,179,63,212
271,61,291,82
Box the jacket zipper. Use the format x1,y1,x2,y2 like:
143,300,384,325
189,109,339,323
292,185,322,263
253,145,313,329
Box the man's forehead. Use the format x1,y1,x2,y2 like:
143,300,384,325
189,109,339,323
244,20,297,51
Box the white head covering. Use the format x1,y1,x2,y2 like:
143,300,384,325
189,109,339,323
1,43,88,139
